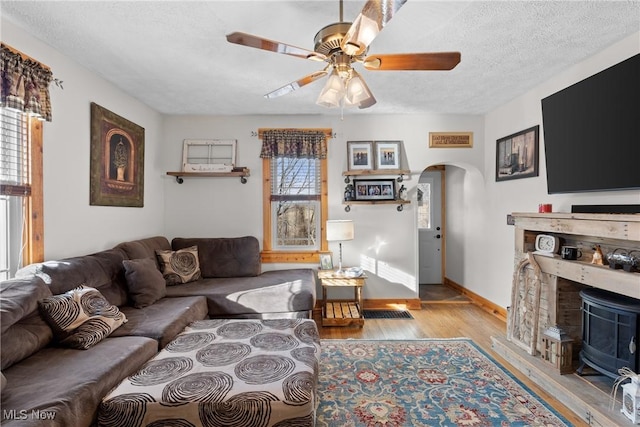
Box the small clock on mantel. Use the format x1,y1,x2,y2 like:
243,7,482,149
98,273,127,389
534,234,560,256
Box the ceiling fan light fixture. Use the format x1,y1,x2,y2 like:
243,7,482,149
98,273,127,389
316,68,346,108
345,70,376,109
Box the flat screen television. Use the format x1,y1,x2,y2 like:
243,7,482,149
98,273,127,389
541,53,640,194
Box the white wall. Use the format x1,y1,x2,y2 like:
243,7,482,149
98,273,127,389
162,114,484,299
2,20,165,259
476,32,640,308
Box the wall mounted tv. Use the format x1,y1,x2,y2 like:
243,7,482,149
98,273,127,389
541,53,639,194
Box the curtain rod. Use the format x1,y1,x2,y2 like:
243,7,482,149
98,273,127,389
255,128,334,139
1,43,51,71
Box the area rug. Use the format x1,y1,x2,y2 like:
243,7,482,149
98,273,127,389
317,339,570,426
362,310,413,319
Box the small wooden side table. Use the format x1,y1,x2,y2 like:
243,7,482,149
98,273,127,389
317,269,366,327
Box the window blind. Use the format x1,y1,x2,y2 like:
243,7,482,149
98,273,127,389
1,108,31,196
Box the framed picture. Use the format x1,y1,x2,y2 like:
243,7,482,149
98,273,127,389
347,141,374,170
90,102,145,207
353,179,396,201
182,139,236,172
496,125,539,182
429,132,473,148
375,141,401,169
319,253,333,270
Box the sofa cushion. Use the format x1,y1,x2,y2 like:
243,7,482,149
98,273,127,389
156,245,202,285
0,276,52,334
0,336,157,427
115,236,171,268
16,248,130,307
122,258,167,308
172,236,261,278
38,285,127,349
111,295,208,348
1,310,53,370
164,268,317,317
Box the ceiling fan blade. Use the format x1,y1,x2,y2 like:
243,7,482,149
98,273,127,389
226,32,327,61
341,0,408,56
363,52,461,71
264,70,329,99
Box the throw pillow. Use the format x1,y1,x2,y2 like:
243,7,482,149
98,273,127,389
122,258,167,308
155,246,201,285
38,285,127,350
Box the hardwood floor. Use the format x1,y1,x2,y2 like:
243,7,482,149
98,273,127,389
314,285,588,426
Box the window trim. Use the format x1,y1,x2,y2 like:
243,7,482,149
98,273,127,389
261,157,329,263
25,117,44,264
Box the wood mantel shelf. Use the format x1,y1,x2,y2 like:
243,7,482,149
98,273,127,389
511,212,640,241
511,212,640,299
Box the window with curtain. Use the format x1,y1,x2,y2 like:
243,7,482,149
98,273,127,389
260,129,330,263
1,43,52,278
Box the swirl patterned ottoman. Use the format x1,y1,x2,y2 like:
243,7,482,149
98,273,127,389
98,318,320,427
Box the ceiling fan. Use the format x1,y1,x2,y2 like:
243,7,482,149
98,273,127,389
226,0,461,109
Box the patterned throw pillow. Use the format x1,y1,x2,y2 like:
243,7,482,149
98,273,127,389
155,246,202,285
38,285,127,350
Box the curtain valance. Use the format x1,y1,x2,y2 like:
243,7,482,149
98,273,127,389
259,129,328,159
1,43,53,121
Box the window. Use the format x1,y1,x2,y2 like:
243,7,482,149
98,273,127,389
260,129,329,263
0,108,44,278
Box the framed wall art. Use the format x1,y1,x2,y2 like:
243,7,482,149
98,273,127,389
182,139,236,173
90,102,145,207
353,179,396,201
347,141,374,170
495,125,539,182
429,132,473,148
375,141,401,169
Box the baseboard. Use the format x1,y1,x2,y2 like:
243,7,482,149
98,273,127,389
443,277,507,322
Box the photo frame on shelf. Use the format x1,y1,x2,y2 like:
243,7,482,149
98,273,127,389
90,102,145,207
496,125,539,182
319,253,333,270
347,141,374,170
429,132,473,148
375,141,401,170
353,179,396,201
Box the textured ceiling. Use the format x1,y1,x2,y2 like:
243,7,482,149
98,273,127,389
2,1,638,116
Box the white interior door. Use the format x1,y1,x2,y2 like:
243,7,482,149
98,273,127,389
418,170,443,284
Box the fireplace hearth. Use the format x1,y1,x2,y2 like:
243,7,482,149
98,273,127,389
578,288,640,379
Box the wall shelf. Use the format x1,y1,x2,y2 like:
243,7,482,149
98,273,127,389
342,169,410,212
166,168,250,184
342,169,410,183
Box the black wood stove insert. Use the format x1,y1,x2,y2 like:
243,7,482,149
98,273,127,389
578,288,640,379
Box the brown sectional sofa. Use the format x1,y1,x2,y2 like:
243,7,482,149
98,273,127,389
0,235,317,426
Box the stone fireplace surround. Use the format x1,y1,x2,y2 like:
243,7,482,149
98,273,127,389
492,212,640,426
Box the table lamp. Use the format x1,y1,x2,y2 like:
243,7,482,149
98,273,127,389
326,220,354,274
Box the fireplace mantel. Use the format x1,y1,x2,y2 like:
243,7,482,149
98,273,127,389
492,212,640,426
511,212,640,299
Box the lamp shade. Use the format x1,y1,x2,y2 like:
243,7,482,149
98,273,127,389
326,220,354,242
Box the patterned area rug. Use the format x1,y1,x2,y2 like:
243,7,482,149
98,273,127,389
317,339,570,426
